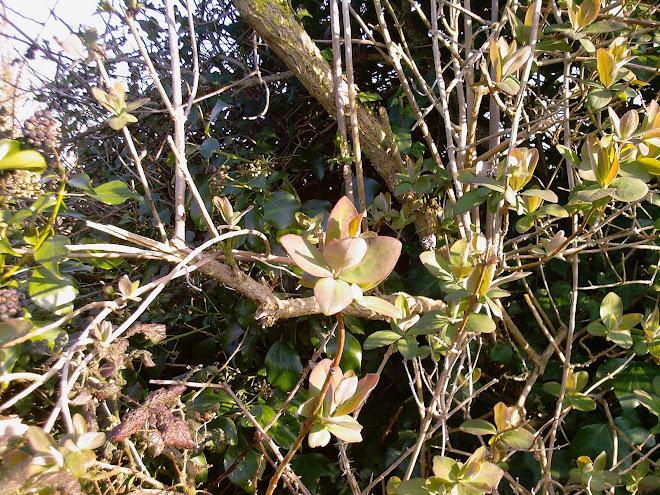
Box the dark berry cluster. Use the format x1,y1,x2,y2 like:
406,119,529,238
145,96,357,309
0,288,27,322
22,110,61,150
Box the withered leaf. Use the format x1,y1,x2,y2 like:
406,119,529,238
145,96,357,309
125,323,166,343
109,407,149,443
155,407,195,450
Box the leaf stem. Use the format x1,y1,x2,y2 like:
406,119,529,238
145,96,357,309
265,312,346,495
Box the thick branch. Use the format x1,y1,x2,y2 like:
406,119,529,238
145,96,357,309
233,0,439,237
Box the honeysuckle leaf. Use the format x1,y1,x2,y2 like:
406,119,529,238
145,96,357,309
280,234,333,278
357,296,402,319
464,313,496,334
597,48,617,88
432,456,460,482
323,237,368,274
339,236,402,286
308,359,342,397
314,277,354,315
333,374,358,408
460,419,497,436
601,292,623,321
363,330,403,350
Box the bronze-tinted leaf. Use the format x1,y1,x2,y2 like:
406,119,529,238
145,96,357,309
280,234,333,278
339,236,402,286
323,237,368,274
314,277,354,316
326,196,358,243
333,373,379,416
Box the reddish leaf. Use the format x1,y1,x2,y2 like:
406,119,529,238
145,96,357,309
333,373,379,416
326,196,358,243
314,277,354,315
280,234,333,278
340,236,402,286
323,237,367,274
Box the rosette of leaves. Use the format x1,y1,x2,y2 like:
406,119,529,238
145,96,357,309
634,376,660,434
363,294,431,359
633,306,660,358
543,369,596,411
621,460,660,494
280,196,401,316
24,414,105,478
297,359,378,448
91,82,150,130
390,446,504,495
487,38,531,95
419,234,528,318
568,451,619,495
586,292,641,349
515,186,568,233
460,402,535,461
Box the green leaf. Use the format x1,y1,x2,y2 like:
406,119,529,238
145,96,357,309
363,330,403,350
291,454,340,494
521,188,558,202
464,313,496,334
314,277,354,316
29,266,78,315
610,177,648,202
568,393,597,411
453,187,490,216
637,157,660,176
582,20,627,34
460,419,497,436
280,235,332,278
295,7,312,19
264,341,303,392
90,181,141,205
600,292,623,321
586,89,612,111
263,191,298,230
223,444,265,493
0,140,46,173
357,296,401,319
397,335,419,359
598,359,656,409
199,137,220,158
328,330,362,373
535,204,569,218
339,236,402,286
572,424,613,464
358,92,382,103
34,235,69,273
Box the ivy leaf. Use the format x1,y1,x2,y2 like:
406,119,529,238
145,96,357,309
89,181,141,205
263,191,299,230
223,444,265,494
598,359,656,409
264,341,303,392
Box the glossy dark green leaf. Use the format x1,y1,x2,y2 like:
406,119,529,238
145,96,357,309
397,335,419,359
327,330,362,373
223,444,265,493
571,424,613,463
264,341,303,392
597,359,656,409
453,187,490,216
200,137,220,158
263,191,298,229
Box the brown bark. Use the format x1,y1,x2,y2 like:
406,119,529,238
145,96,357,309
233,0,439,237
